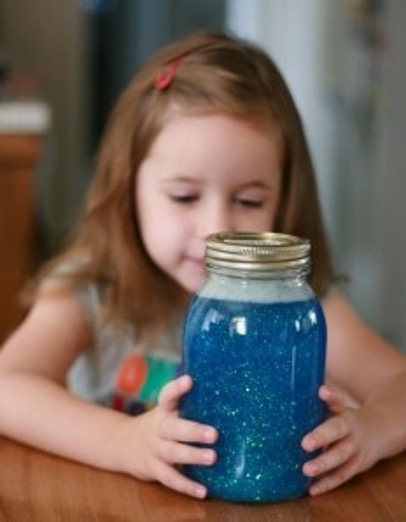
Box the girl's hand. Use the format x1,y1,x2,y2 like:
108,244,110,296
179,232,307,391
301,384,381,495
116,374,218,499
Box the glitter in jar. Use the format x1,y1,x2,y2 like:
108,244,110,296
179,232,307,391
180,297,326,503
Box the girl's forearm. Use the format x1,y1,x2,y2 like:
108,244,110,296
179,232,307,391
363,371,406,458
0,372,130,472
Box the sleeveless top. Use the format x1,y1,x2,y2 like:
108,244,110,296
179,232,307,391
66,281,182,416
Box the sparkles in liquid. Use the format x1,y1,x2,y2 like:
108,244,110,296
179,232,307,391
181,297,326,502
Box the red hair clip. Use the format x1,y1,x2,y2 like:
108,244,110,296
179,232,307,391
154,56,183,90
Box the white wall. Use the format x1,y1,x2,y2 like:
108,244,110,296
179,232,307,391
377,1,406,349
226,0,334,231
226,0,406,350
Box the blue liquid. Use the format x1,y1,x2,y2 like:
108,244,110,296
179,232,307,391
181,297,326,502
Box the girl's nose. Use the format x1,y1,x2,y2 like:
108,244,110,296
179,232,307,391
198,202,232,239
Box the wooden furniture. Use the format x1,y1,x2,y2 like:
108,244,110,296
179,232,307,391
0,134,42,343
0,437,404,521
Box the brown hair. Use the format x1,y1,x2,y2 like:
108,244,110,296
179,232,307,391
33,30,334,342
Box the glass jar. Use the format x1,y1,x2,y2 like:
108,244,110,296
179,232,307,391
180,232,327,503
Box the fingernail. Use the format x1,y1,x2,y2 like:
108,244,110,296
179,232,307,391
320,387,331,399
195,485,207,499
203,449,216,464
203,428,217,443
180,375,191,388
302,436,316,451
309,483,324,496
303,462,319,476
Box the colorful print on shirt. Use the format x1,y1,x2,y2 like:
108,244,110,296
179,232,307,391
112,352,181,415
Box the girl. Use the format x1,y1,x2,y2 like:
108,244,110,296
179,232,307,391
0,31,405,500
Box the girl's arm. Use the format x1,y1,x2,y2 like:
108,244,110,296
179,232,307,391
302,289,406,494
0,292,217,498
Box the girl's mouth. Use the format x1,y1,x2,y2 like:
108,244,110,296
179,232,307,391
187,257,205,270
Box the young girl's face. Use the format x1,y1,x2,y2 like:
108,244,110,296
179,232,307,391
136,112,283,294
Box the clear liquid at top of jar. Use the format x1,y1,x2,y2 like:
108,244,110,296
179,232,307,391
198,269,314,303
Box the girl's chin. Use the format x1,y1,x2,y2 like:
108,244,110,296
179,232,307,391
180,272,207,294
183,277,206,294
172,259,207,294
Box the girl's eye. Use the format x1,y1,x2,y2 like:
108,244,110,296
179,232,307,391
235,198,264,209
169,194,199,204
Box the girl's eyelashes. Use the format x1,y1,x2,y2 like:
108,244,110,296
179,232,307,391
168,194,266,208
235,198,264,209
169,193,199,204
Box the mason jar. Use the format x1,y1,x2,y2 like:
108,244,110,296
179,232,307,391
180,232,327,502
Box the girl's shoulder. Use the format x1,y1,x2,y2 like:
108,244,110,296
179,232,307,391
41,253,107,326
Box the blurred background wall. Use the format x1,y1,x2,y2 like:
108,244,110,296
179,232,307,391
0,0,405,350
227,0,406,351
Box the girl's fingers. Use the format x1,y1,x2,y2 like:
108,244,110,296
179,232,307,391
158,416,218,445
303,438,355,477
158,375,193,412
156,375,218,444
158,440,217,466
320,384,360,414
155,460,208,499
307,456,359,496
319,385,346,414
302,414,352,452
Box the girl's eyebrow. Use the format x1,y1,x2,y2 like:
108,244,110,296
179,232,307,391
236,181,276,191
161,175,202,184
162,176,274,186
160,173,278,190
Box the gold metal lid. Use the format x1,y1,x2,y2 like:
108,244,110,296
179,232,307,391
205,232,310,271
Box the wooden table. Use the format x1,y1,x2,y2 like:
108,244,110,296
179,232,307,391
0,437,404,521
0,134,43,344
